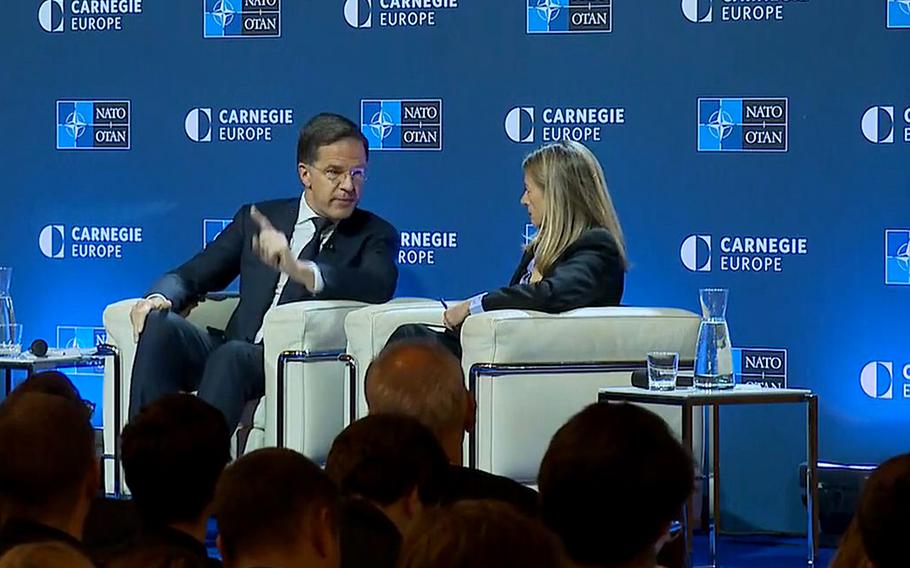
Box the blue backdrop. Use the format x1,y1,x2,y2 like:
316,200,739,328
4,0,910,533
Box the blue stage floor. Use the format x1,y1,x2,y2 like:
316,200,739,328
690,535,835,567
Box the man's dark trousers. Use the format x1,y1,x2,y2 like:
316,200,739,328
128,310,263,430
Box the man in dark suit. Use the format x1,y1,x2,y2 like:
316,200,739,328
365,340,539,517
128,113,399,430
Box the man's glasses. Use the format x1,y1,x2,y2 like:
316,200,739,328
307,164,367,186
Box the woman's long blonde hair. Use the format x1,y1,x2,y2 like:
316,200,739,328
523,141,627,276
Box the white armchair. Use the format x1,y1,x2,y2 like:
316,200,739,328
102,296,368,494
344,303,703,483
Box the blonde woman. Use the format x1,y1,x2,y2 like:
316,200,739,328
444,140,626,326
390,141,627,356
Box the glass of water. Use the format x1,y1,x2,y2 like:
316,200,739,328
648,351,679,391
0,323,22,357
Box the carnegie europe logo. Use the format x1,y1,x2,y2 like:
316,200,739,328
204,0,281,38
398,231,458,265
681,0,810,23
56,100,130,150
38,0,143,33
504,106,625,144
185,107,294,143
680,234,808,273
344,0,459,29
526,0,612,34
885,229,910,285
862,105,910,144
888,0,910,28
360,100,442,151
860,361,910,399
39,224,144,259
697,98,788,152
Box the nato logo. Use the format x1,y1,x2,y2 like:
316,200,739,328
861,361,894,399
204,219,232,247
733,348,787,388
505,107,535,143
204,0,281,38
344,0,372,28
697,98,788,153
527,0,612,34
185,108,213,142
39,225,65,259
38,0,64,32
885,229,910,285
680,234,711,272
888,0,910,28
361,99,442,151
862,106,895,144
56,100,131,150
681,0,712,23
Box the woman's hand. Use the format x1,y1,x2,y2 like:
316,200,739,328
443,301,471,331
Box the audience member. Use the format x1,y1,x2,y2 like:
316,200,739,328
0,541,95,568
856,453,910,568
0,370,142,565
0,393,98,558
214,448,340,568
1,371,82,407
115,394,230,568
397,499,569,568
830,517,868,568
538,403,694,568
365,340,538,515
326,414,450,568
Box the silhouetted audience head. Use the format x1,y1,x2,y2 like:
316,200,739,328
0,392,97,538
2,371,81,407
397,500,569,568
857,453,910,568
214,448,340,568
326,414,450,533
830,517,868,568
365,340,473,464
538,403,694,568
0,542,95,568
120,394,230,529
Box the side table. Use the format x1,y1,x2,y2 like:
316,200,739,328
597,385,818,568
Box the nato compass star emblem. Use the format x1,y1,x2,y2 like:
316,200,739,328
897,242,910,274
708,109,734,141
535,0,562,22
370,111,394,141
65,111,87,140
212,0,235,28
897,0,910,15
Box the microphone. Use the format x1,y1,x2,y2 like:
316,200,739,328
29,339,48,357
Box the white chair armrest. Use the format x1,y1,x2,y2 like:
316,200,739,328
344,299,446,419
262,300,368,460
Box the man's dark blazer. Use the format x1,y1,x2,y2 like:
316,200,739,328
481,227,624,312
149,198,399,342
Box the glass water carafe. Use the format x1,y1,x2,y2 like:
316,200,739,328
0,267,15,331
694,288,734,389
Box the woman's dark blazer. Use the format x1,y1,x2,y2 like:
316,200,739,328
481,227,624,313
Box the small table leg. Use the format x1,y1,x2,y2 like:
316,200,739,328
710,404,721,568
682,404,694,564
807,395,819,566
